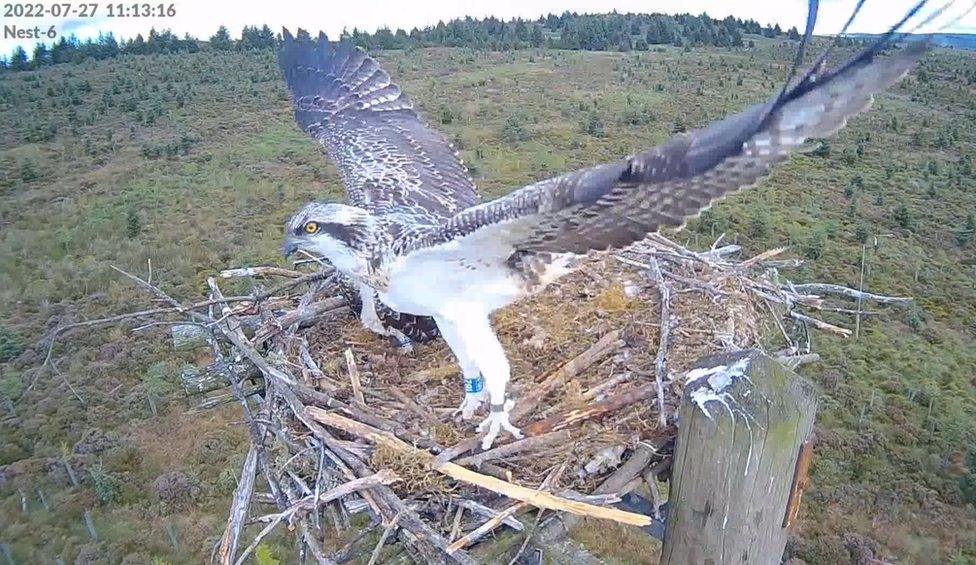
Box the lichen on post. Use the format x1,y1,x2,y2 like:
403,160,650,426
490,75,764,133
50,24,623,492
661,349,817,565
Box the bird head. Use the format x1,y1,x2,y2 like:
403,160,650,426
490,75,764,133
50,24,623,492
283,202,375,276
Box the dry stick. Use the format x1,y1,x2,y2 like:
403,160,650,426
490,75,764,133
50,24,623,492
787,283,912,306
739,246,788,268
251,471,398,524
298,342,340,391
454,499,525,532
581,372,631,402
298,415,470,564
217,444,259,565
541,443,658,537
855,244,866,339
202,280,399,560
520,381,660,437
789,311,853,337
514,329,624,422
648,257,671,427
344,348,366,407
252,298,348,342
456,430,573,468
449,464,563,553
236,472,397,565
127,274,465,564
292,383,396,431
434,330,623,466
448,503,525,553
297,521,335,565
507,506,546,565
254,269,336,302
220,266,306,279
367,512,402,565
307,408,651,528
449,507,465,542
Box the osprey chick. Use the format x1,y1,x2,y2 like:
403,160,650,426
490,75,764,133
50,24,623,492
277,4,928,449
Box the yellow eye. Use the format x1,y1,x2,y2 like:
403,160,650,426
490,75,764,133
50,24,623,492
304,222,319,234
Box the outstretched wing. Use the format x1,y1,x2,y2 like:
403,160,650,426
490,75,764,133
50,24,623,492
278,30,478,221
408,39,926,258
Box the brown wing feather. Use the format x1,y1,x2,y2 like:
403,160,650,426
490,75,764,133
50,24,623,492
409,42,926,257
278,30,478,222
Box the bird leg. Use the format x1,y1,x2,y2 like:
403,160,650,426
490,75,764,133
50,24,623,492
477,399,522,450
455,389,486,420
452,364,486,421
435,316,486,420
445,313,523,449
357,284,389,336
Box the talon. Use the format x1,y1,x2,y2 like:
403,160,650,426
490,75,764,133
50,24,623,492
392,335,414,353
478,400,522,450
453,391,485,420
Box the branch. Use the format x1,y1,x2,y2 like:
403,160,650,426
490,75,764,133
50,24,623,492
648,257,671,427
786,283,913,306
217,445,258,565
307,408,652,528
434,330,623,466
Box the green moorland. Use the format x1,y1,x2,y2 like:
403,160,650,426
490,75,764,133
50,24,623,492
0,37,975,563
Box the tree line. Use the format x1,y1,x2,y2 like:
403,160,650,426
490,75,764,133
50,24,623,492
1,11,797,72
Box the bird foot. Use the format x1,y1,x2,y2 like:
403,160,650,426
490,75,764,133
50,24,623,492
477,400,522,450
361,316,388,337
387,328,414,353
453,391,486,420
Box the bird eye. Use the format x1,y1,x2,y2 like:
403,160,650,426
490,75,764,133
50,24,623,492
304,222,319,234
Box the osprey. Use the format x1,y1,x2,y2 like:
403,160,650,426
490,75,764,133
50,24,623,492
277,4,928,449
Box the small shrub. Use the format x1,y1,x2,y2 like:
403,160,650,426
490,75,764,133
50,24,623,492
90,459,120,505
439,106,456,125
0,324,23,363
126,208,142,238
894,202,914,231
809,139,831,158
955,214,974,247
501,112,529,143
20,159,38,182
581,111,605,137
748,207,770,239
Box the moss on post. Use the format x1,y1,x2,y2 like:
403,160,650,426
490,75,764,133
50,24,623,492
661,349,817,565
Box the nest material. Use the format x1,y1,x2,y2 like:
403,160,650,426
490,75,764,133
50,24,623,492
59,233,910,561
301,242,769,492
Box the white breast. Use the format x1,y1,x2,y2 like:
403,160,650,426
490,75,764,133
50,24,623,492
379,239,524,318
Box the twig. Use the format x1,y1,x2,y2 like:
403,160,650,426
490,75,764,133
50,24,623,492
367,512,401,565
786,283,912,305
789,311,853,337
520,382,661,437
252,297,348,343
237,471,397,565
216,445,258,565
448,503,524,553
220,266,306,279
454,499,524,532
648,257,671,427
456,430,573,468
344,348,365,407
307,408,652,527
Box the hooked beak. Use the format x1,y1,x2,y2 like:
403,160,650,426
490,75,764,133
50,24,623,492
282,237,300,259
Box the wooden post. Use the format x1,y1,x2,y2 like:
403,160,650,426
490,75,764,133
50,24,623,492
661,349,817,565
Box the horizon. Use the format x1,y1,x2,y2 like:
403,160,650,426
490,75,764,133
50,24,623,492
2,0,975,59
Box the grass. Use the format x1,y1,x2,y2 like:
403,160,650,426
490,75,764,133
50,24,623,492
0,37,974,562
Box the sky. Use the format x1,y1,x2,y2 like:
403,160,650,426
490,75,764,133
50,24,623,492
2,0,974,57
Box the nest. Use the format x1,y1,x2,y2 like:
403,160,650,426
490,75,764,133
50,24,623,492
301,246,766,492
44,233,911,562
